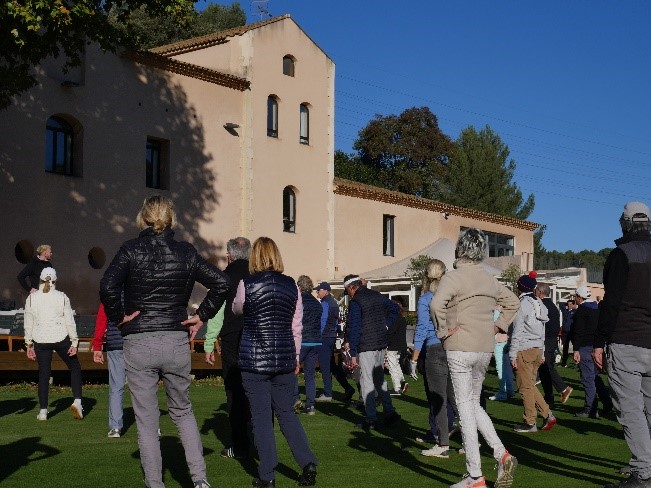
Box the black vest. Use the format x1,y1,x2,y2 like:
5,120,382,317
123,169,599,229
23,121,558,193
321,294,339,339
301,292,323,343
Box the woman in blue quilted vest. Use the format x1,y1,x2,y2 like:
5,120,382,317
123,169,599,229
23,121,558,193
232,237,318,487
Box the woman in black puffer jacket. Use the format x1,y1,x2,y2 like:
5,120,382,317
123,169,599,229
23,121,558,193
232,237,318,487
100,195,230,488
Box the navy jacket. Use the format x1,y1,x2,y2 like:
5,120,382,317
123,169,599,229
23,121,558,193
347,287,399,356
301,292,323,344
572,301,599,349
238,271,299,374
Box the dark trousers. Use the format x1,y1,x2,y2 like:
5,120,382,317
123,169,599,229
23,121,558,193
34,337,82,409
539,348,568,405
578,345,612,415
561,332,572,366
221,345,250,454
318,337,353,397
424,344,457,445
295,345,320,407
242,371,317,481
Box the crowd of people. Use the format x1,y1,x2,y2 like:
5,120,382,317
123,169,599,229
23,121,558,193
18,197,651,488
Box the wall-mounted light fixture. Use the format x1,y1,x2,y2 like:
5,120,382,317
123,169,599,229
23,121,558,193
223,122,240,130
444,212,450,220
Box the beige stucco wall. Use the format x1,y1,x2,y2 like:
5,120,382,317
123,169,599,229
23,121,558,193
0,18,335,313
333,193,535,280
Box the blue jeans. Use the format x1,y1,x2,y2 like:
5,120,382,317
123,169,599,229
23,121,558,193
242,371,317,481
578,345,612,414
107,349,125,431
294,345,320,407
447,351,506,479
123,331,206,488
608,343,651,479
493,341,514,399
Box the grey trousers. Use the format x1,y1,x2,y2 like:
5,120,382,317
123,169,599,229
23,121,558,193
124,332,206,488
359,349,395,421
107,349,125,431
447,350,506,478
608,343,651,479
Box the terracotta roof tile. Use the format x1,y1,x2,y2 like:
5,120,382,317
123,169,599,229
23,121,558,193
121,50,250,91
150,15,290,57
333,177,539,231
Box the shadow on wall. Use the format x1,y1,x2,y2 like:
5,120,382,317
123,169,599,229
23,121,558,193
1,50,225,312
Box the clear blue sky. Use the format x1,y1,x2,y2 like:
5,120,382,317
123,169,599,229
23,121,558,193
207,1,651,252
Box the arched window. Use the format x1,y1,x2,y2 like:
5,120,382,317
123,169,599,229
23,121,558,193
299,104,309,145
267,96,278,138
283,55,295,77
283,186,296,233
45,116,74,175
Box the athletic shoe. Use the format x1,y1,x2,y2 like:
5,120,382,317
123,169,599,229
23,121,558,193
421,444,449,458
541,413,557,431
450,474,487,488
107,428,121,438
604,473,651,488
297,462,317,486
293,399,304,413
561,386,574,404
575,410,599,419
251,478,275,487
220,447,248,459
400,381,409,394
315,394,332,402
300,405,316,416
70,403,83,420
620,466,633,475
193,480,211,488
382,411,401,426
36,411,47,421
513,422,537,433
416,431,438,444
390,390,401,396
489,395,507,401
158,428,162,438
495,451,518,488
356,420,376,431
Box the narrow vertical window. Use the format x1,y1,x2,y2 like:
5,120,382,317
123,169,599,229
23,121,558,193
283,55,295,76
45,116,74,175
283,186,296,233
383,215,395,256
146,139,161,189
299,104,309,145
267,96,278,137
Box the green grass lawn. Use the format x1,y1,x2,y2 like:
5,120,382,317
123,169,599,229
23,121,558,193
0,364,629,487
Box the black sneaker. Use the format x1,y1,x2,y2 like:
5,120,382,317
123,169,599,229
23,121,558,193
356,420,376,431
343,388,355,402
575,410,599,419
297,463,317,486
382,411,401,427
300,405,316,415
251,478,275,487
604,473,651,488
513,422,537,433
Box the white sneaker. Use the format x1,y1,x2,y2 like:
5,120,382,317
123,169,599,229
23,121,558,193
70,403,83,420
421,444,450,458
315,394,333,402
451,474,487,487
36,411,47,421
107,428,121,438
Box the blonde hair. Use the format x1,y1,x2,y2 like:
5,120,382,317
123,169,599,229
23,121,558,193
249,237,284,274
36,244,51,256
40,276,54,293
422,259,446,294
136,195,177,235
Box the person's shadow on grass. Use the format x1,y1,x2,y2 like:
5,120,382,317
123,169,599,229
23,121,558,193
48,396,97,418
0,437,60,482
0,397,37,416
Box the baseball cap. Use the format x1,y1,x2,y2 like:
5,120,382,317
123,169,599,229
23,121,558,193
575,286,591,300
40,267,57,282
313,281,331,291
622,202,650,223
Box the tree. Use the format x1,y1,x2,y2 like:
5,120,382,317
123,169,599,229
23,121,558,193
352,107,454,200
1,1,246,109
499,263,522,294
441,125,535,220
110,2,246,50
404,255,434,289
334,150,381,186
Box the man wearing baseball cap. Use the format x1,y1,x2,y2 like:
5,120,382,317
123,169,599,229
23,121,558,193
594,202,651,488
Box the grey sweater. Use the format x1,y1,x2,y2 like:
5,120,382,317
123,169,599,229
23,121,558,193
509,293,549,360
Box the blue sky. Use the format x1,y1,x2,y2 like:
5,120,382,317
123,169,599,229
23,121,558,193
207,1,651,252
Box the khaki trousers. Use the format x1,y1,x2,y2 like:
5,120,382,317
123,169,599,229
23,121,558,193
516,348,551,424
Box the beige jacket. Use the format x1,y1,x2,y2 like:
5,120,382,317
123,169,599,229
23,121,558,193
431,262,520,353
24,285,78,347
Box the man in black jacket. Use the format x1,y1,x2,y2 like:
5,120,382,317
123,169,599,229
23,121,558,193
17,244,52,294
535,284,572,407
594,202,651,488
204,237,252,460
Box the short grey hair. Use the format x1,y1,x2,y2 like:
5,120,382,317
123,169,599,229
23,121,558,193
536,283,550,297
620,218,651,234
455,228,488,263
297,275,314,294
227,237,251,260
